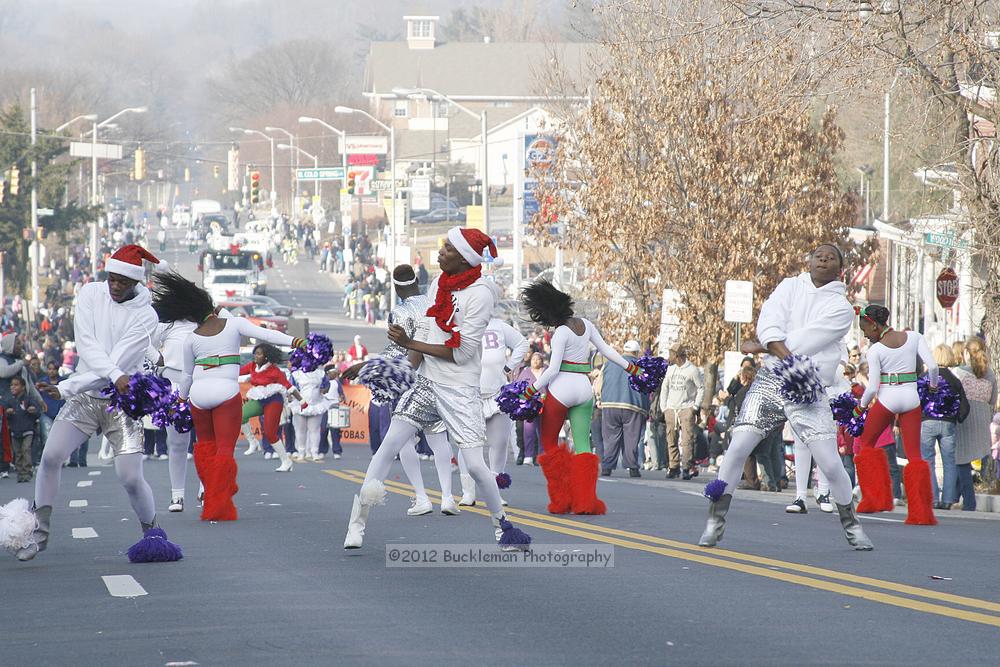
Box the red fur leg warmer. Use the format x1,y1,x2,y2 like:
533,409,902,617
569,452,607,515
903,459,937,526
855,447,895,513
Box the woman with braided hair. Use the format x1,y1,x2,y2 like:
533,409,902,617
151,271,307,521
854,304,939,525
519,280,643,514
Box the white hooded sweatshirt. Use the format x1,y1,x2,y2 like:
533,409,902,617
755,272,854,388
59,281,159,398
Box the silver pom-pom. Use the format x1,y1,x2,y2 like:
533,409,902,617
358,356,416,405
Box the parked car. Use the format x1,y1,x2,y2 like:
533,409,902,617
243,295,293,317
411,208,467,224
220,301,289,333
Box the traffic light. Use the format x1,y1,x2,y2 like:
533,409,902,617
134,147,145,181
213,165,220,179
36,227,46,241
9,166,19,195
347,174,356,195
250,170,261,204
184,167,191,182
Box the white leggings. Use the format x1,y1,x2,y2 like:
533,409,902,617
364,420,502,515
36,421,156,523
718,430,851,506
166,426,189,497
793,437,830,499
292,414,323,459
457,413,512,475
397,431,453,500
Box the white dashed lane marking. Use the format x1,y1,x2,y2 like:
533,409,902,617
69,499,88,508
101,575,147,598
77,480,93,487
88,471,101,476
72,527,98,539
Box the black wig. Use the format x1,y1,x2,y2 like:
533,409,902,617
253,343,284,365
151,271,215,324
521,279,574,327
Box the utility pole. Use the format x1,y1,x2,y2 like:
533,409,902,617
30,87,39,311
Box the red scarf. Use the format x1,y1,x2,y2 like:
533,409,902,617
426,265,482,348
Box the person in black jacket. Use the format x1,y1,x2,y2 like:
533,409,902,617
919,344,970,510
2,376,43,482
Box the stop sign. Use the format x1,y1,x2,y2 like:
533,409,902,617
936,267,959,309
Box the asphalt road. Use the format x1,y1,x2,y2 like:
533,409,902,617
1,228,999,666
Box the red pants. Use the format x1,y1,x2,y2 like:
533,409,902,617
858,401,923,462
192,395,244,459
192,394,243,521
261,399,283,445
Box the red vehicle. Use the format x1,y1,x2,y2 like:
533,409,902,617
219,300,289,333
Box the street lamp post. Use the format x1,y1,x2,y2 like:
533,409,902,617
92,106,147,274
334,105,398,306
277,143,318,204
298,115,348,175
265,126,295,209
392,87,489,234
231,127,275,204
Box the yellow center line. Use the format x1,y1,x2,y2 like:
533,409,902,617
328,468,1000,622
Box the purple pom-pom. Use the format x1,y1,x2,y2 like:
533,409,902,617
126,527,183,563
358,356,416,405
771,355,825,405
917,375,960,419
290,333,334,372
496,472,512,489
152,394,194,434
830,392,859,424
628,354,668,393
102,373,174,420
496,380,543,421
703,479,727,502
845,413,866,437
498,518,531,549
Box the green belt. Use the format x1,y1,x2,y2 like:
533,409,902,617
880,372,917,384
560,361,593,374
195,354,241,368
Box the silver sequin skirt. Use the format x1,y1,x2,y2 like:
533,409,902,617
55,393,145,457
393,376,485,448
731,368,837,445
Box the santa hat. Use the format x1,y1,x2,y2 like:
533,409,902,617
447,227,503,267
105,245,165,281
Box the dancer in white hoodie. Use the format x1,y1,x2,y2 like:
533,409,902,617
699,244,874,551
16,246,163,561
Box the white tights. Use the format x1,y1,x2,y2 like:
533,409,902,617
166,425,189,499
396,431,454,500
37,421,156,523
364,420,502,515
718,430,851,506
457,413,512,476
292,414,323,459
793,437,830,499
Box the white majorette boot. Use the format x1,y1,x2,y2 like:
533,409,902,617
458,473,476,507
271,440,294,472
242,424,261,455
344,480,386,549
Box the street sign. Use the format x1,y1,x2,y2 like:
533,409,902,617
411,177,431,211
925,232,969,249
724,280,754,323
338,135,388,155
37,208,54,217
348,154,379,166
936,267,959,309
369,179,394,192
70,142,122,160
295,167,345,181
347,166,375,196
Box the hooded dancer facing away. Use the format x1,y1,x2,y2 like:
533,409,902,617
854,304,939,525
699,244,874,551
15,245,165,561
457,312,530,506
151,271,306,521
519,280,643,515
342,264,460,517
240,344,305,472
344,228,531,550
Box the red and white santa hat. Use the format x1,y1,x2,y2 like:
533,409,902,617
446,226,503,267
105,244,164,281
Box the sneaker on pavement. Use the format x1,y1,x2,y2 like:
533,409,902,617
158,454,169,461
666,468,681,479
407,496,433,516
785,498,807,513
628,468,641,478
816,493,834,513
168,498,184,512
333,454,342,460
523,456,534,465
440,497,460,515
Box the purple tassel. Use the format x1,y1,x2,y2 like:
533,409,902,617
290,333,334,372
150,393,193,433
496,472,512,489
830,392,858,424
102,373,174,420
771,355,825,405
358,356,416,405
628,354,668,393
496,380,543,421
126,527,183,563
498,519,531,549
917,375,960,419
704,479,727,502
